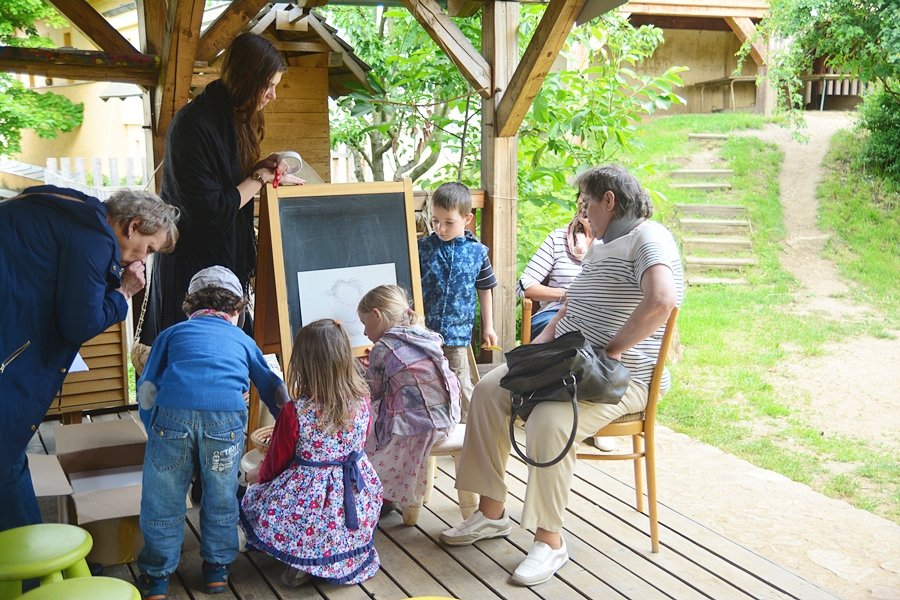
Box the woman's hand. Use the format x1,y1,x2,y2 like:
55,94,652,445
117,260,146,300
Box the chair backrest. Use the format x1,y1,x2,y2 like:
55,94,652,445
642,306,680,427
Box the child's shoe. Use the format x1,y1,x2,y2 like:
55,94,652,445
280,566,311,588
202,561,231,594
137,572,169,600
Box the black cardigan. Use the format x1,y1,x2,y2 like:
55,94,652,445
142,80,256,343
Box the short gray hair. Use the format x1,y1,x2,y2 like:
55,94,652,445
576,164,653,219
105,189,180,252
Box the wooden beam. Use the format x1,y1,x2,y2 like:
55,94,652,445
481,1,519,355
447,0,482,18
197,0,269,63
153,0,206,165
273,40,331,53
136,0,166,55
48,0,137,55
629,14,733,31
624,1,767,20
496,0,587,137
0,46,158,86
303,16,371,89
725,16,766,66
400,0,492,98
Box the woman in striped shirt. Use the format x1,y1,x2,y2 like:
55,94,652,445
516,199,593,340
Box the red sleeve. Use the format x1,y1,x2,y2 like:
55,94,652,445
257,401,299,484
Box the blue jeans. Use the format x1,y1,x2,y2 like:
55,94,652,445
138,407,246,577
0,451,42,531
530,308,559,340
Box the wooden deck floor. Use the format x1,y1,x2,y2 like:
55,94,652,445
29,409,839,600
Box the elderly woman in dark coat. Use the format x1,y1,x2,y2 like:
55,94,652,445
0,185,179,531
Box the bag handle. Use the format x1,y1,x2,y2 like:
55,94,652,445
508,375,580,468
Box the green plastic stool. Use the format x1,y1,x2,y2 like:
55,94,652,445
18,577,140,600
0,524,93,599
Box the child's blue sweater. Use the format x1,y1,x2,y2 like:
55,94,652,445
137,316,283,427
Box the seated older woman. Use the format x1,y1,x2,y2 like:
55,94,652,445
439,165,684,586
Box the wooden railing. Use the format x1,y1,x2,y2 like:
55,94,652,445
45,156,150,199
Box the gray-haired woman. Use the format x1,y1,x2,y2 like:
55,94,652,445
440,165,685,586
0,184,179,532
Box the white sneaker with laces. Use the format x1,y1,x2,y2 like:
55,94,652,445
439,510,512,546
512,538,569,586
593,436,617,452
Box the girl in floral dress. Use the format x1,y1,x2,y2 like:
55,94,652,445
240,319,382,587
357,285,460,523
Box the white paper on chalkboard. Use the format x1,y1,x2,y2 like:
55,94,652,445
296,263,397,347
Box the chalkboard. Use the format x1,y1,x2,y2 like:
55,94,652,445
253,180,422,383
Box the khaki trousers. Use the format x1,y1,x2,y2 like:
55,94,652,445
443,345,474,423
455,363,648,532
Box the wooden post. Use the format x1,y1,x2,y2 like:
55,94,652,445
481,1,519,356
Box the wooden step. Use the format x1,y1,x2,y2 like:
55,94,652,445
686,256,756,271
670,181,732,190
672,168,734,178
689,133,729,140
676,204,747,218
683,236,752,253
688,276,748,286
679,218,751,235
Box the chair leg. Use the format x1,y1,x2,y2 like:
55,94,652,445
453,452,478,519
423,456,436,504
401,504,421,526
632,434,644,514
646,433,659,553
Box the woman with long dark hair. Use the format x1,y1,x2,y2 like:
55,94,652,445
142,32,302,344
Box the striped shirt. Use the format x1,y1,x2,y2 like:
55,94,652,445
516,227,586,316
556,220,684,392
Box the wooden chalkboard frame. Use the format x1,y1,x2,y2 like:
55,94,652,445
250,180,422,431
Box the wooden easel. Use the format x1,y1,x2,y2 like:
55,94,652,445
249,180,422,433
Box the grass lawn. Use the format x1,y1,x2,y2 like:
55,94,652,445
613,113,900,523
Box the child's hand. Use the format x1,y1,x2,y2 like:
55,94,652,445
357,347,371,369
482,328,499,350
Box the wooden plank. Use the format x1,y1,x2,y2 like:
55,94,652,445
679,218,750,235
264,97,328,113
125,548,193,599
302,16,371,92
671,169,734,178
181,510,240,598
683,237,752,253
136,0,166,55
371,523,457,598
686,255,756,267
725,16,766,66
197,0,269,63
571,461,840,599
399,0,492,98
688,133,729,140
78,343,124,359
500,454,763,600
414,189,485,211
675,204,745,217
670,182,732,190
61,365,123,384
0,46,158,86
624,1,767,19
496,0,589,138
48,0,137,55
58,377,123,396
688,276,748,285
83,330,123,345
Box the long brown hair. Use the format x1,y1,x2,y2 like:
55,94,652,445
220,32,285,176
286,319,369,433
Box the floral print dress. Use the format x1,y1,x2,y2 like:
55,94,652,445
240,396,382,584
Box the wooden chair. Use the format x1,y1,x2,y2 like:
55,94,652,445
576,306,680,553
520,298,535,345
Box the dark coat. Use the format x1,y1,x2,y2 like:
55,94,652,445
141,79,256,343
0,185,127,465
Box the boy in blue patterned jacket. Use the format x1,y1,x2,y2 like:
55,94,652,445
418,182,498,421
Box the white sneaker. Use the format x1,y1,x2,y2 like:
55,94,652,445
593,436,617,452
512,538,569,586
439,510,512,546
280,567,310,588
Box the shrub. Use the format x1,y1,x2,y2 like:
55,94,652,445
858,91,900,183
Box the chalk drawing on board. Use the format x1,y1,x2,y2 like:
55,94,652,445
297,263,397,347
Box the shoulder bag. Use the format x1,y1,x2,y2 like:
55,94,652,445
499,330,630,467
